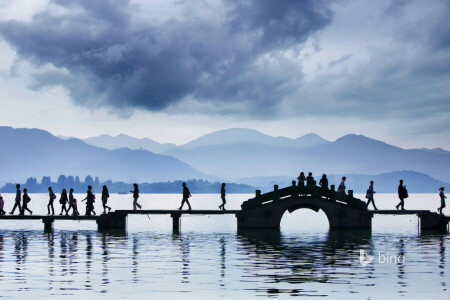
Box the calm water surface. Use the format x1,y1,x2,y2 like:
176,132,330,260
0,193,448,299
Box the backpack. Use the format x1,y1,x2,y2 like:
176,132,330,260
404,187,409,199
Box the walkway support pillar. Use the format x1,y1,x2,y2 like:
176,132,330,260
42,217,54,231
97,212,127,230
171,212,181,233
418,212,449,230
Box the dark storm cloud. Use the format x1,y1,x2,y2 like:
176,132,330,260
0,0,334,114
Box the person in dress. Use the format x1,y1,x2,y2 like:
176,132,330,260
438,187,447,215
130,183,142,210
22,188,33,215
219,183,226,210
102,185,111,214
365,181,378,210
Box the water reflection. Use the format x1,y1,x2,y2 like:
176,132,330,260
0,228,447,298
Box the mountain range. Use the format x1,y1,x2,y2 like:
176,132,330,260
1,126,449,192
0,126,205,183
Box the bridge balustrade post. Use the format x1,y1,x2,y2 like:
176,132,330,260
348,190,353,198
274,185,278,191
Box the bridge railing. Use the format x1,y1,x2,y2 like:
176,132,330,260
241,181,367,211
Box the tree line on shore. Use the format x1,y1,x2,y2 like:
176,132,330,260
0,175,255,194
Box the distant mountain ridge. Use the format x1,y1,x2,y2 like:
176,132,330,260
83,134,176,153
0,126,205,183
1,126,449,193
163,132,450,182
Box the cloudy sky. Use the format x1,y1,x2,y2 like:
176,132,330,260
0,0,449,148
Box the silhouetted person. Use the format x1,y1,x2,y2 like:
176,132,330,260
10,184,22,215
306,172,315,186
178,182,192,210
319,174,328,189
0,195,5,215
219,183,226,210
68,188,79,216
22,188,32,215
438,187,446,215
47,187,56,215
396,180,407,210
297,172,306,187
102,185,111,214
366,181,378,210
82,185,96,215
130,183,142,210
59,188,68,215
338,177,346,193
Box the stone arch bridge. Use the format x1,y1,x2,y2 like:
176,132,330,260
237,183,373,229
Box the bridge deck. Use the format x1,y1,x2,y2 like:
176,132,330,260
370,210,431,215
0,215,99,220
116,209,240,215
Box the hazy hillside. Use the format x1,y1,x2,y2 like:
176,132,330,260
83,134,176,153
180,128,329,149
0,126,204,183
164,133,450,182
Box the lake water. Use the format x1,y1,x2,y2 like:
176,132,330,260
0,193,448,299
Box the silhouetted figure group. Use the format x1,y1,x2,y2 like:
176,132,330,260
1,178,446,216
295,172,446,213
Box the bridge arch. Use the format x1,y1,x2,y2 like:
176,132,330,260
237,196,372,230
280,202,332,230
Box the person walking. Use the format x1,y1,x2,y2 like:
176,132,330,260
21,188,33,215
306,172,315,186
396,180,407,210
178,182,192,210
366,181,378,210
338,177,346,193
82,185,96,215
47,187,56,215
319,174,328,189
102,185,111,214
130,183,142,210
297,172,306,187
219,183,226,210
68,188,79,216
438,187,446,215
10,184,22,215
59,188,69,215
0,195,5,215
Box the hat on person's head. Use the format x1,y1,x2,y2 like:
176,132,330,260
439,187,444,191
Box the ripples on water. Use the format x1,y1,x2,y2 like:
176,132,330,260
0,194,448,299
